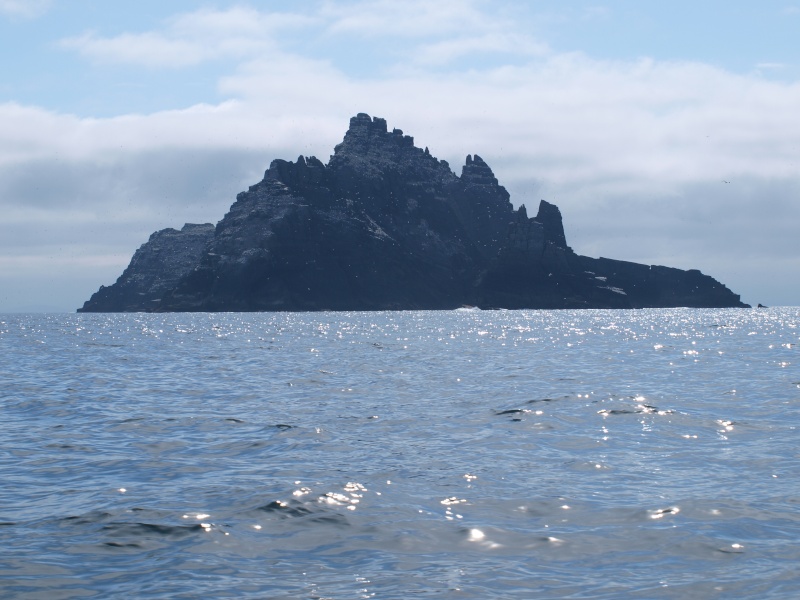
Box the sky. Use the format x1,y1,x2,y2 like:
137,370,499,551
1,0,798,311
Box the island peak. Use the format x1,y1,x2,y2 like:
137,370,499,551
78,114,748,312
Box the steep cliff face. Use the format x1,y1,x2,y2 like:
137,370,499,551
78,113,749,312
79,223,214,312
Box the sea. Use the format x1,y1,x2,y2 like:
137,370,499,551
1,308,799,599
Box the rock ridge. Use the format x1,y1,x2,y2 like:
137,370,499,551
78,113,748,312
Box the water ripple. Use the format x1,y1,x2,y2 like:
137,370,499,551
1,308,799,598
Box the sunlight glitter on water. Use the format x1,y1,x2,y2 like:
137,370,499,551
1,308,799,598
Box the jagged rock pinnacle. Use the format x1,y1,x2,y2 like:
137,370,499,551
78,113,749,312
461,154,500,186
535,200,569,249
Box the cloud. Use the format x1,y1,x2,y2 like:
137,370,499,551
60,31,213,68
411,32,549,66
320,0,507,38
0,0,51,19
318,0,550,68
756,62,786,70
60,7,314,68
3,1,800,309
59,1,547,71
218,51,800,193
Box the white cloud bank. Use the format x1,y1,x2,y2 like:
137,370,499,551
1,2,799,310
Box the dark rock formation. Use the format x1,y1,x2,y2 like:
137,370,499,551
80,223,214,312
78,113,749,312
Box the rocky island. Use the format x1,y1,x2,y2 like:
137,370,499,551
78,113,748,312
